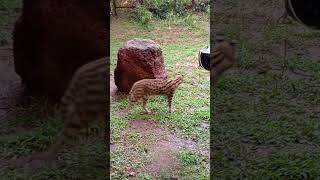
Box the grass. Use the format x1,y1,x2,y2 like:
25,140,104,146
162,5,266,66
111,10,210,178
211,0,320,179
0,98,108,179
177,149,209,179
0,0,21,46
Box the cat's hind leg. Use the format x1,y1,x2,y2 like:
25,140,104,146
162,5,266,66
167,94,173,113
142,96,151,114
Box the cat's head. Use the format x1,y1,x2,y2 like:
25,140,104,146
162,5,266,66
175,74,183,84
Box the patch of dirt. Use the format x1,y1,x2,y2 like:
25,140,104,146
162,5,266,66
254,145,276,157
154,27,183,45
117,119,203,178
146,140,178,175
175,56,201,74
307,46,320,61
110,75,127,101
110,75,118,97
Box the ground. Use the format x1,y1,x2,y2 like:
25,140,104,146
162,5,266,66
0,1,107,179
110,10,210,179
211,0,320,178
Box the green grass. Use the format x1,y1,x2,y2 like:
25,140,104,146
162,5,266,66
177,150,209,179
211,0,320,179
111,10,209,178
0,0,21,46
0,98,108,179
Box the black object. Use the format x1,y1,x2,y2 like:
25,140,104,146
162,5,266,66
198,46,210,71
285,0,320,29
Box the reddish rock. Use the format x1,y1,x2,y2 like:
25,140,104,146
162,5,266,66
13,0,108,101
114,39,167,93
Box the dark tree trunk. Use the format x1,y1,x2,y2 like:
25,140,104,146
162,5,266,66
173,0,177,14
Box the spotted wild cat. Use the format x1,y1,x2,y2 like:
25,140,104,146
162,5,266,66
125,75,183,114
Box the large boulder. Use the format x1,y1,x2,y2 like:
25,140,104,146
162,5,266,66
114,39,167,93
13,0,108,101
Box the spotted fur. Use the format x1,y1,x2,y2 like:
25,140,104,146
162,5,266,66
211,40,236,85
28,57,108,161
126,75,183,113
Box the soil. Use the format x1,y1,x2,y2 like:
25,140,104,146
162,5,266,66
121,119,199,177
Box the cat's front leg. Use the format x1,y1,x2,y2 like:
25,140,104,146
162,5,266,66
142,96,151,114
167,95,173,113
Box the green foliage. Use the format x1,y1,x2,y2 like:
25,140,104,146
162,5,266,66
177,150,210,179
178,150,198,167
194,0,209,12
132,5,153,27
165,13,202,30
144,0,173,19
180,14,198,29
140,0,208,20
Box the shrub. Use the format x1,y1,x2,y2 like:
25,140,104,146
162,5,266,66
132,5,153,26
180,14,198,29
144,0,172,19
132,0,209,22
194,0,209,12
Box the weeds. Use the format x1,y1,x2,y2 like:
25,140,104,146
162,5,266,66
132,5,153,28
131,0,209,29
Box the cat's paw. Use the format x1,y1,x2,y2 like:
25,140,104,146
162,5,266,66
143,110,152,114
